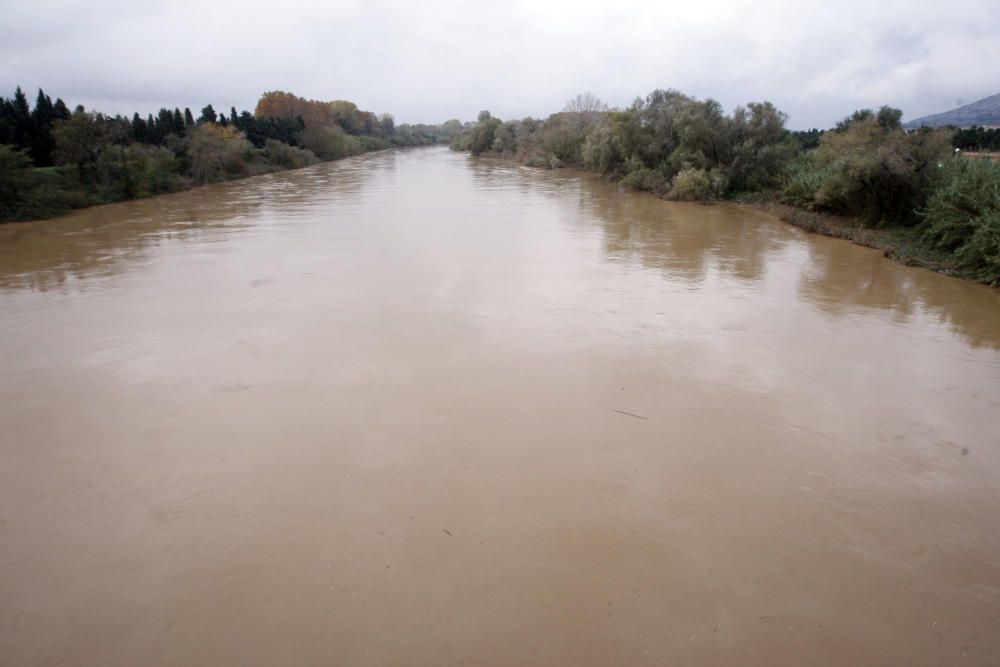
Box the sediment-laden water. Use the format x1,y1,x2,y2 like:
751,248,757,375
2,146,999,666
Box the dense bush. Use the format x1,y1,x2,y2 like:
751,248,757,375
298,125,362,161
262,139,318,169
667,167,729,201
453,89,796,201
921,157,1000,283
466,112,502,156
781,110,953,225
781,156,832,210
2,86,458,223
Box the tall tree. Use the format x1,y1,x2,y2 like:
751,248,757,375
132,112,148,143
53,98,70,120
199,104,216,125
10,87,32,148
29,89,57,165
147,113,159,143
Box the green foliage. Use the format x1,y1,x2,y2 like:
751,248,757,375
666,167,729,201
491,121,519,154
453,89,796,200
185,124,254,184
581,122,624,174
298,125,362,160
784,112,953,225
2,85,437,224
357,135,391,152
262,139,318,169
921,157,1000,283
791,129,822,151
0,145,88,222
199,104,217,125
467,116,501,156
781,156,834,210
620,167,669,195
952,126,1000,152
52,110,106,182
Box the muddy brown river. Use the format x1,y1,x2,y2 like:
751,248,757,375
2,146,1000,666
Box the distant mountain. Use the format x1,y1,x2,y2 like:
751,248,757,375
904,93,1000,129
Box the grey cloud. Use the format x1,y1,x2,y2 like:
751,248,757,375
1,0,998,129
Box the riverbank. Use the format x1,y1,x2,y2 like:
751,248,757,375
468,150,993,287
1,143,437,226
747,200,990,285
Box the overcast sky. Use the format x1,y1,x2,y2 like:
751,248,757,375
2,0,998,129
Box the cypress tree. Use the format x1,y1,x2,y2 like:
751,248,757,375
32,89,54,125
199,104,216,125
53,98,70,120
173,108,184,135
10,87,32,148
157,108,173,139
0,98,13,144
29,89,57,166
147,113,159,143
184,107,195,127
132,112,147,143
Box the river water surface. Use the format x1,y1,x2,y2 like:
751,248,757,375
2,147,1000,666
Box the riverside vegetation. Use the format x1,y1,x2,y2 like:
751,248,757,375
451,91,1000,285
3,86,999,285
0,87,463,224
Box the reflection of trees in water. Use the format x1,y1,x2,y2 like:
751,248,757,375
466,153,792,285
6,147,998,352
798,238,1000,350
490,156,1000,352
574,174,793,284
464,149,598,197
0,152,394,292
0,189,261,291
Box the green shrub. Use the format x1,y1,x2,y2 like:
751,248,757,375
666,167,728,201
921,157,1000,283
468,116,501,156
298,125,362,161
620,167,668,195
782,158,833,209
263,139,318,169
804,116,953,225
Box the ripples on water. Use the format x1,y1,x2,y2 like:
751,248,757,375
2,147,998,350
1,146,999,667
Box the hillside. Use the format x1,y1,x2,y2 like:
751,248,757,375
904,93,1000,129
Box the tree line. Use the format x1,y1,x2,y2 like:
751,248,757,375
1,87,463,223
450,90,1000,285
